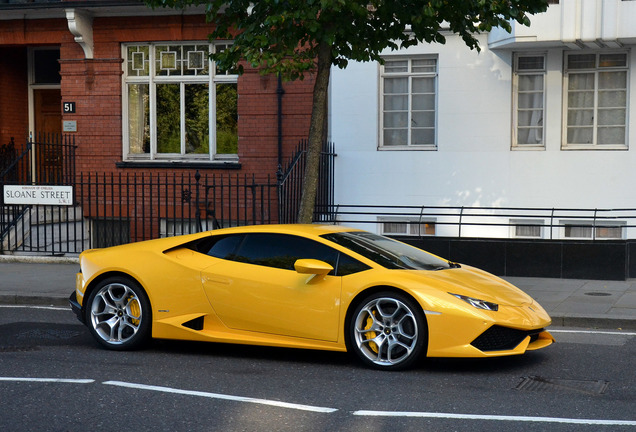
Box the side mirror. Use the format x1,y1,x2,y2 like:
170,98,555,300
294,259,333,276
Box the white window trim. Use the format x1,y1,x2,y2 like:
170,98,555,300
378,217,436,236
511,52,547,150
122,41,238,162
510,218,545,239
378,55,438,151
560,220,626,240
160,218,218,237
561,50,629,151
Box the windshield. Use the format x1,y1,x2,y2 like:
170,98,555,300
322,231,452,271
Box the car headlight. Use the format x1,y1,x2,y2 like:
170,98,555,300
449,293,498,311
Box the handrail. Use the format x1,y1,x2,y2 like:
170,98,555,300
313,204,636,240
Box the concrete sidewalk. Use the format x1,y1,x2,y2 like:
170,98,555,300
1,256,635,330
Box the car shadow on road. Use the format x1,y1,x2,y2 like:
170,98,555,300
147,337,549,373
420,351,550,373
149,338,355,368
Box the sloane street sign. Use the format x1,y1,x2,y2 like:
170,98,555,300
3,185,74,205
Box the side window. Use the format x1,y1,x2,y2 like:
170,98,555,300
187,234,244,257
207,235,244,259
192,232,370,276
231,233,339,271
337,253,371,276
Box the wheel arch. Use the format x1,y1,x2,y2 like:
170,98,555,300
343,285,429,353
82,271,149,313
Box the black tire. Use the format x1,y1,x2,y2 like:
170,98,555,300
348,291,427,370
85,276,151,350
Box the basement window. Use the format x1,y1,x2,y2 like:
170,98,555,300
561,221,625,240
379,218,436,236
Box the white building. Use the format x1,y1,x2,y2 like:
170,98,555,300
328,0,636,241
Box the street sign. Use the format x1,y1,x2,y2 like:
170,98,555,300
3,185,74,205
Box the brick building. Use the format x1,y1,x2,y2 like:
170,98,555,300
0,0,314,178
1,1,318,249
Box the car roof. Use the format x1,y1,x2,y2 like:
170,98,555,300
207,224,362,237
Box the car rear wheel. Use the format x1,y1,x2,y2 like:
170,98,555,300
85,277,151,350
349,292,427,370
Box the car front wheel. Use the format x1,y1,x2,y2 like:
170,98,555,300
85,277,151,350
349,292,427,370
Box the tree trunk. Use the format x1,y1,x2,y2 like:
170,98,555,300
297,42,332,224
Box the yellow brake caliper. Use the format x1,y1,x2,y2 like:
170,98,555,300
364,313,378,353
128,297,141,325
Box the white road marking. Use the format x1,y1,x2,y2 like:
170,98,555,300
103,380,338,413
0,305,68,311
0,377,94,384
551,329,636,336
2,376,634,425
352,410,636,426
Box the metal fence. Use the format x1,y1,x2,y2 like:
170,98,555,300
1,134,77,252
2,171,279,254
1,134,337,255
278,139,336,224
322,204,636,241
0,134,76,186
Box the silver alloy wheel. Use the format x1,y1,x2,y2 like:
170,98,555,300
353,296,419,367
90,282,143,345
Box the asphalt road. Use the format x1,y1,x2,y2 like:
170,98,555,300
0,305,635,432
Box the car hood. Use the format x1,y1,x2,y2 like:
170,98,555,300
405,265,535,307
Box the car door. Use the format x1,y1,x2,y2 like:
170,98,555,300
201,233,343,342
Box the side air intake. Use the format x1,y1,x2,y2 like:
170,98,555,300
182,316,204,331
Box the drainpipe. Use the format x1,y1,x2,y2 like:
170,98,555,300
276,74,285,182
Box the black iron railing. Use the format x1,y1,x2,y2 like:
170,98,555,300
318,204,636,241
1,134,337,255
278,139,336,224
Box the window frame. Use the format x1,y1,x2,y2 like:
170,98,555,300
562,51,629,150
378,217,436,237
122,41,238,162
560,220,625,240
510,218,544,239
512,53,547,149
379,55,438,150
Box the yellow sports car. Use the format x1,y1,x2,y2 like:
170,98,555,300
70,224,553,370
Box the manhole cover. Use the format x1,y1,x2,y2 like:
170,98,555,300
515,376,609,395
584,292,612,297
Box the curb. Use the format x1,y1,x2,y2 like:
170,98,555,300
0,255,79,265
0,295,69,307
551,314,636,331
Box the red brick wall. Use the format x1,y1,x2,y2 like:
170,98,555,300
2,13,316,231
0,18,68,148
0,18,67,45
58,14,316,180
60,27,124,175
0,48,29,148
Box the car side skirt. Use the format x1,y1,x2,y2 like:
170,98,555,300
152,316,347,353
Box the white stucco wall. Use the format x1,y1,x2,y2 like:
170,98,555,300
329,34,636,216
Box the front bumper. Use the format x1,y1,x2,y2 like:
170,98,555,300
69,291,85,324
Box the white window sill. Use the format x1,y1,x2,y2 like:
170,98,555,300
377,145,437,151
